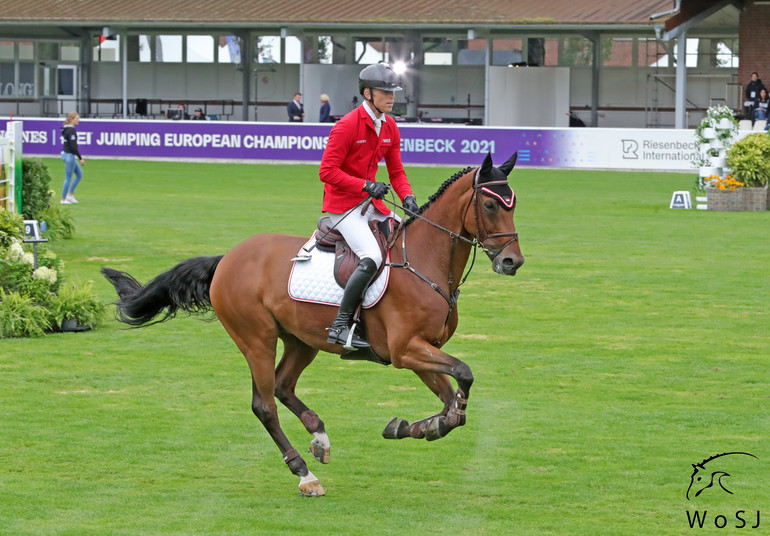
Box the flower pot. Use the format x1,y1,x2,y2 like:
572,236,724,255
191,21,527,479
706,187,744,211
699,166,719,178
710,138,724,149
701,127,716,140
709,156,727,168
60,318,93,332
718,117,734,129
699,143,712,155
742,186,769,211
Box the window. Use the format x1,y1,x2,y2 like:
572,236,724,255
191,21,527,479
355,39,383,64
156,35,182,62
0,42,13,60
256,36,280,63
284,36,301,64
60,44,79,61
187,35,214,63
218,36,241,63
93,35,120,62
603,37,633,67
423,38,452,65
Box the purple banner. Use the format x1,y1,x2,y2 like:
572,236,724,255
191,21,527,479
1,117,558,167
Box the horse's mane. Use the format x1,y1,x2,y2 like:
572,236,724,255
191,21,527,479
403,166,475,228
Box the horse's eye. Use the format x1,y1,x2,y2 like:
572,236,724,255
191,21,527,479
484,200,496,211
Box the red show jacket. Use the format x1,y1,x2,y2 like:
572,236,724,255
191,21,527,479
319,104,413,215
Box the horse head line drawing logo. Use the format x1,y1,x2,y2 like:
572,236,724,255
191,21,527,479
686,452,758,500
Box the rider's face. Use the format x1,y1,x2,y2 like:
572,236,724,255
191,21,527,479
368,89,394,115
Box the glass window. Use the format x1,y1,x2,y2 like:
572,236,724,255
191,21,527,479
187,35,214,63
284,36,301,64
637,38,667,68
93,35,120,62
60,44,79,61
355,39,383,64
256,36,280,63
156,35,182,62
218,36,241,63
603,37,633,67
0,63,14,95
38,42,59,61
18,62,34,96
0,42,13,60
559,37,592,66
423,38,452,65
19,42,33,61
716,38,739,69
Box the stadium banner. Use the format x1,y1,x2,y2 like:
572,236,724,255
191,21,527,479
2,117,708,171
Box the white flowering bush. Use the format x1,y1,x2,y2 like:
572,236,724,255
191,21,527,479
0,213,103,337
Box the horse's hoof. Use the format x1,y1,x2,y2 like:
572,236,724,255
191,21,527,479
425,416,444,441
382,417,409,439
309,438,330,464
299,475,326,497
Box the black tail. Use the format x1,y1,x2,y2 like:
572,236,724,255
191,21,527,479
101,256,224,327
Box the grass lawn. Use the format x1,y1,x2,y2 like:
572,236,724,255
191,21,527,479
1,157,768,535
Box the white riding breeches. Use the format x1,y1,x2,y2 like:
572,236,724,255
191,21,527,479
328,204,396,268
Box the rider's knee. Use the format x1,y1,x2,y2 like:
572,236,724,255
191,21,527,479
359,255,380,272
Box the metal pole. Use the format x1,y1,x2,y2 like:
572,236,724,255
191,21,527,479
675,32,687,129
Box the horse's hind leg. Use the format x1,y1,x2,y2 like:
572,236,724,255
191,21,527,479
274,335,330,464
234,330,325,497
382,371,455,440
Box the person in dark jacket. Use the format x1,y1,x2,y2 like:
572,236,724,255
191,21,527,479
60,111,85,204
319,93,331,123
288,93,304,122
753,88,770,121
744,72,766,119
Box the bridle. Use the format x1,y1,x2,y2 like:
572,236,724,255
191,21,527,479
383,167,519,321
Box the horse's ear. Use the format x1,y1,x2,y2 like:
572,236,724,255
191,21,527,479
480,152,493,175
499,152,518,177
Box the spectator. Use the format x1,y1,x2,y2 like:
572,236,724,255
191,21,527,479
191,108,207,120
60,111,85,205
287,92,304,122
319,94,331,123
745,72,766,119
753,88,769,121
170,104,188,120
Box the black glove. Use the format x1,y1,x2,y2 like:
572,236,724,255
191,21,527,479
363,180,390,200
403,194,419,214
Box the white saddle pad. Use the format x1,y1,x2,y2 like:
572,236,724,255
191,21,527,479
288,233,389,309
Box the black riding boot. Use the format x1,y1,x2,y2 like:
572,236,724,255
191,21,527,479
327,257,378,349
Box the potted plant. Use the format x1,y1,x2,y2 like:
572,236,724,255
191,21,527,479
694,105,739,191
49,281,105,332
725,132,770,210
705,174,745,212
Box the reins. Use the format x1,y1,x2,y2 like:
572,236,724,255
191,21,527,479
380,168,519,322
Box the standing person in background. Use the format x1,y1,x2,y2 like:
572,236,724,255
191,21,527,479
60,111,85,205
744,72,766,119
288,92,304,122
319,94,331,123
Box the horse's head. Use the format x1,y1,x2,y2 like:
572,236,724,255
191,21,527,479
687,464,730,499
466,152,525,276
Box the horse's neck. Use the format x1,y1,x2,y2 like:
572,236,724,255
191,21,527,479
401,176,473,290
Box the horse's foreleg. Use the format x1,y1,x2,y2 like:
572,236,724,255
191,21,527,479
274,336,330,464
388,339,473,441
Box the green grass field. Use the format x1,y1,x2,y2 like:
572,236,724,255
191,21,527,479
1,157,768,535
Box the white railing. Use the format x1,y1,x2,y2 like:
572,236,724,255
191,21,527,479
1,121,23,213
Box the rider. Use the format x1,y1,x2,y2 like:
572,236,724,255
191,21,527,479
319,63,420,349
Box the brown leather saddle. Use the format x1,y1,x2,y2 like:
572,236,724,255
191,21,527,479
315,215,393,288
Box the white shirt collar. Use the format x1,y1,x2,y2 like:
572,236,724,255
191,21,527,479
362,102,387,123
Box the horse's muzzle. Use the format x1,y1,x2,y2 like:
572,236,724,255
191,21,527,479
492,252,524,276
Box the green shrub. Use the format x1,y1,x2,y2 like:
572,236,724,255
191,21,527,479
39,202,75,240
49,280,105,331
0,289,50,338
0,208,24,249
726,133,770,187
21,157,53,221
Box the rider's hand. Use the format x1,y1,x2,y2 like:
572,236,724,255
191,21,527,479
403,194,419,214
363,180,390,200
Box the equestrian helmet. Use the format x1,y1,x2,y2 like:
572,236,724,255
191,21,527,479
358,63,403,95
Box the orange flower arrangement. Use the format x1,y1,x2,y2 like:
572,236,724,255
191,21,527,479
706,174,744,191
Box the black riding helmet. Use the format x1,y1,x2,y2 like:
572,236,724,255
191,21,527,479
358,63,403,96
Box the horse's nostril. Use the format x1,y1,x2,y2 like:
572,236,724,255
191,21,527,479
502,258,514,268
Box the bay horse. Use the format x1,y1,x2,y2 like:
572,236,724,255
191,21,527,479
101,151,524,497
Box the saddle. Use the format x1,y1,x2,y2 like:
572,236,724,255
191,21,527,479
315,215,393,288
